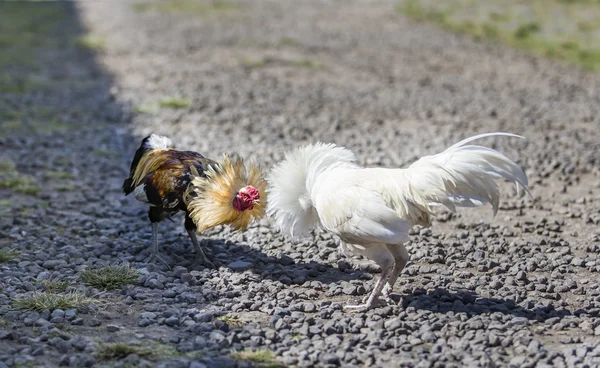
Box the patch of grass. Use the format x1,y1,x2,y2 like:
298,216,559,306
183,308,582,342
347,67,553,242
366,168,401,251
42,279,69,292
399,0,449,23
397,0,600,70
239,56,323,69
0,76,51,95
53,183,76,192
0,160,16,173
55,156,70,165
133,0,241,15
12,292,97,312
133,103,160,115
0,175,40,195
95,343,152,361
230,349,283,368
158,97,192,109
278,36,300,46
0,2,64,68
514,22,541,39
0,249,18,263
75,35,105,50
45,171,73,180
81,265,139,290
217,315,244,328
95,341,200,362
239,57,267,68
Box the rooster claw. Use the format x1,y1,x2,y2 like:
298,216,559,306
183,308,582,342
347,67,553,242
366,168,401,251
194,256,215,269
344,296,390,311
146,253,172,270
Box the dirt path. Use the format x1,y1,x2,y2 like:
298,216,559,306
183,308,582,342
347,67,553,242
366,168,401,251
1,0,599,367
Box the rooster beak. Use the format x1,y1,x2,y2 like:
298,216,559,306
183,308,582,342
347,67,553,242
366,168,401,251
252,199,260,205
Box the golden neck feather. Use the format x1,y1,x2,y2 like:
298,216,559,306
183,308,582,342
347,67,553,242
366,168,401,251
131,149,171,186
185,154,267,232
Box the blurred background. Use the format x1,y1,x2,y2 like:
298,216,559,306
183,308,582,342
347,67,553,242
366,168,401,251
1,0,599,367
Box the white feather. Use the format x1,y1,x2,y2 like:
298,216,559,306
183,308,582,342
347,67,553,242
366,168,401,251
268,132,529,243
266,142,358,239
144,134,173,150
133,184,149,203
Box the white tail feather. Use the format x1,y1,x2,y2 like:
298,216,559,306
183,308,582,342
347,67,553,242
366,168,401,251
403,132,529,216
267,133,529,239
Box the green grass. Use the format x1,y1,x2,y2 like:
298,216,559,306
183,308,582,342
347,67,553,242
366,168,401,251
0,175,40,195
0,249,18,263
12,292,97,311
158,97,192,109
75,35,106,50
134,103,160,115
95,343,152,361
239,57,268,68
230,349,284,368
42,279,69,292
95,341,200,362
288,59,321,68
53,183,76,192
133,0,241,15
397,0,600,70
0,2,64,69
81,265,139,290
45,171,73,180
239,56,323,69
0,160,16,173
217,315,244,328
0,112,67,137
279,37,300,47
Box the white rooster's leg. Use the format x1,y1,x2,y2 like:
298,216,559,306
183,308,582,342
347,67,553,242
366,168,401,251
344,244,394,311
382,243,410,298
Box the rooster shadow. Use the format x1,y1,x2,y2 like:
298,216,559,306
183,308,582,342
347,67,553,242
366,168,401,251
146,235,367,286
395,287,593,322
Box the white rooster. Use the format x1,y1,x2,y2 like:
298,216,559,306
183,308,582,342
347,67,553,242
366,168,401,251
267,133,529,310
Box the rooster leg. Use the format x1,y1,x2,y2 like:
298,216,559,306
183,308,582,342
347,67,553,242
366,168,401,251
344,244,394,311
185,215,215,268
382,243,410,298
146,222,172,269
187,230,215,269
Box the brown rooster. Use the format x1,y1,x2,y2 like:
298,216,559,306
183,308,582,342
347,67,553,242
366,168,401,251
123,134,266,268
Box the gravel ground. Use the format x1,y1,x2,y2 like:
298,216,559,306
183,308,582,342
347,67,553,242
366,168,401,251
1,0,600,367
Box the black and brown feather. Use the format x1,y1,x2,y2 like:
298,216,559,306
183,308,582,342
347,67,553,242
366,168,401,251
123,136,266,232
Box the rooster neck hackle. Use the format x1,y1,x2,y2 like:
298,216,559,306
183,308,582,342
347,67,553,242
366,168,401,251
186,154,267,232
131,149,173,187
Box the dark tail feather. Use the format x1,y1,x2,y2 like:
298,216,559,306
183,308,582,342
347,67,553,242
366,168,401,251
123,178,134,195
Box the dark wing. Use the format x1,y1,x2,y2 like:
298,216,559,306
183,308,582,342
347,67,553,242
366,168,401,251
123,135,155,195
137,150,218,209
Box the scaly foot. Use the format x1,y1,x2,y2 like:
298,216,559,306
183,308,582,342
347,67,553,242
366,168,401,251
145,253,172,270
194,253,215,269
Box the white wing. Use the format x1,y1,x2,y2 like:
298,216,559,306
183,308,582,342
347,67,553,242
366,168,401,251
316,186,411,246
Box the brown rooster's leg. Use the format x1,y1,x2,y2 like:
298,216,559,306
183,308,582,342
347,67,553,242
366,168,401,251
382,243,410,299
146,222,172,269
185,215,214,268
344,244,394,311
